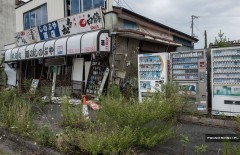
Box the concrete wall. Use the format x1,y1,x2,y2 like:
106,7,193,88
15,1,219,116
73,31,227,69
0,0,16,50
16,0,65,32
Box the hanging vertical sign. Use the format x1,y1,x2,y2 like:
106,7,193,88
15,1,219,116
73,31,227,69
38,21,61,40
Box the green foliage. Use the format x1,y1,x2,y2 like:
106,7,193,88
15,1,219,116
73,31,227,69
214,30,230,47
60,97,85,127
61,83,183,154
107,84,123,99
194,144,207,154
0,90,34,135
180,134,189,147
22,79,32,93
33,125,55,146
223,141,240,155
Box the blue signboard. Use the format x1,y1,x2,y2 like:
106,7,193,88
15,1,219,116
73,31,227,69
38,21,60,40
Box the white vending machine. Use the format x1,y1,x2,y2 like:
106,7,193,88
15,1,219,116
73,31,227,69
170,50,208,114
138,53,169,102
211,47,240,116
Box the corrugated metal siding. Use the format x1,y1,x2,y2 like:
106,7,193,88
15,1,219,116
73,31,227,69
16,0,65,32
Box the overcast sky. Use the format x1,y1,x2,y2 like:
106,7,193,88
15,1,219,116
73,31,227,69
113,0,240,49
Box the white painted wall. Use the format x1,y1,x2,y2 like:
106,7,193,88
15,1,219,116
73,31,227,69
16,0,65,32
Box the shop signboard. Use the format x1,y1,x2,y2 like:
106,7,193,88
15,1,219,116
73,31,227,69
99,33,111,52
58,7,104,37
38,21,60,40
15,27,40,46
15,8,104,46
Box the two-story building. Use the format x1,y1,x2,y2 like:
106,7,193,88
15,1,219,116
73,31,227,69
3,0,198,98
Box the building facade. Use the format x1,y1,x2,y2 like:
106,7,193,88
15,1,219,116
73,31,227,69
4,0,198,98
0,0,16,51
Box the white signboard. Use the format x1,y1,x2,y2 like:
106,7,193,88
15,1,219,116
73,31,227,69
58,8,104,37
15,27,41,46
99,33,111,52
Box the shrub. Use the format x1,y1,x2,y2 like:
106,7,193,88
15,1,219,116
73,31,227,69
67,83,183,154
60,97,85,127
0,90,34,135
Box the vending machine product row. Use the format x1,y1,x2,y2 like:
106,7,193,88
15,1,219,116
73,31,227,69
138,53,169,102
170,50,208,114
211,47,240,116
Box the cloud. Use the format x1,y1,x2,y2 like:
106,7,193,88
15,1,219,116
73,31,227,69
115,0,240,49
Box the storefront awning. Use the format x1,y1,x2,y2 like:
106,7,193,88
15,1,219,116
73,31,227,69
5,49,12,62
11,48,19,61
18,46,27,60
4,30,111,62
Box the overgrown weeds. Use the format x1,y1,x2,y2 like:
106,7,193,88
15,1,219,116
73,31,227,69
61,96,85,127
59,83,184,154
0,89,34,135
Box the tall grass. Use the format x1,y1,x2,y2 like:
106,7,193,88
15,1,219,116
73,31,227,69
0,89,34,134
60,83,184,154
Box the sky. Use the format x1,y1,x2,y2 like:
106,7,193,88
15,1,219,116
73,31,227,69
113,0,240,49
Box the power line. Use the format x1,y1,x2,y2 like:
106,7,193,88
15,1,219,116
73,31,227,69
122,0,134,12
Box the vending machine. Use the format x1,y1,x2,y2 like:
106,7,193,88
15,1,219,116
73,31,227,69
170,50,208,114
138,53,169,102
211,47,240,116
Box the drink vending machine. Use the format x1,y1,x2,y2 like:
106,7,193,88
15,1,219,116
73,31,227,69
211,47,240,116
170,50,208,114
138,53,169,102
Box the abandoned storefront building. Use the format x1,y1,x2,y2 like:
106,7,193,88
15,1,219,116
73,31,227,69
3,0,197,98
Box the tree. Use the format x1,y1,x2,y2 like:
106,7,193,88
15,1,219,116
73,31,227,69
214,30,230,47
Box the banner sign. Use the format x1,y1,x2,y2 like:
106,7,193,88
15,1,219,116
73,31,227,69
15,27,40,46
58,7,104,36
38,21,60,40
15,8,104,46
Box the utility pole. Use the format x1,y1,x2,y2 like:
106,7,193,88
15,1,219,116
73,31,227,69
191,15,198,37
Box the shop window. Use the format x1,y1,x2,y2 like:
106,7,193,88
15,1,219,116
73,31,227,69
23,4,48,30
70,0,104,16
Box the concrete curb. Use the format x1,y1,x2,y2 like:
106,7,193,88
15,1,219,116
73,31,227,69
178,115,240,131
0,128,62,155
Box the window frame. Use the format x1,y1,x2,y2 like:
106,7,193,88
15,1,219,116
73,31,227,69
23,3,48,30
69,0,104,16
